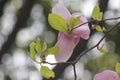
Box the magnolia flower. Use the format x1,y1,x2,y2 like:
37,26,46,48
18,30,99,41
94,70,120,80
52,2,90,62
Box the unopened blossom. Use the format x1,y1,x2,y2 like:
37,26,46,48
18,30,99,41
94,70,120,80
52,2,90,62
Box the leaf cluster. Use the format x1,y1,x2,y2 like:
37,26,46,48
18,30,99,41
92,4,105,32
29,38,59,78
48,14,80,33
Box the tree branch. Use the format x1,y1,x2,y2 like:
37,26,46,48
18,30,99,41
74,21,120,63
73,64,77,80
72,16,120,31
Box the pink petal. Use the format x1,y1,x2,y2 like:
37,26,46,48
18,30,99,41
72,33,81,46
72,13,90,40
73,26,90,40
55,32,76,62
94,70,120,80
52,3,71,22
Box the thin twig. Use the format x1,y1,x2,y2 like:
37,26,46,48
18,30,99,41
72,64,77,80
74,44,97,63
72,16,120,31
103,16,120,21
43,60,73,65
74,21,120,63
71,21,90,31
29,55,41,64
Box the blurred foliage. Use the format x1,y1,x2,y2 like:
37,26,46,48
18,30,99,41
4,75,11,80
106,26,120,54
85,53,119,75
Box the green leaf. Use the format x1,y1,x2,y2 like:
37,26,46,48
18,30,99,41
99,48,108,54
42,42,47,53
99,12,103,19
68,16,80,28
29,42,36,60
48,14,67,32
35,38,42,55
103,27,107,32
115,62,120,77
40,66,55,79
92,4,103,19
96,25,103,32
47,46,59,55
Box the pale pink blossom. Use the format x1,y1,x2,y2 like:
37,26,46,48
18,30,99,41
52,3,90,62
94,70,120,80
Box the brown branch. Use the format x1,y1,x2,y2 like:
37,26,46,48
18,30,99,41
71,21,89,31
72,16,120,31
74,21,120,63
73,64,77,80
103,16,120,21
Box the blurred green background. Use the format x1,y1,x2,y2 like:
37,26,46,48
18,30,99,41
0,0,120,80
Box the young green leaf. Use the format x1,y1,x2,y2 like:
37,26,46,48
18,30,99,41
96,25,103,32
115,62,120,77
99,48,108,54
103,27,107,32
40,66,55,79
97,44,108,53
99,12,103,19
68,16,80,28
35,38,42,55
48,14,67,32
41,42,47,53
29,42,36,60
92,4,103,19
47,46,59,55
